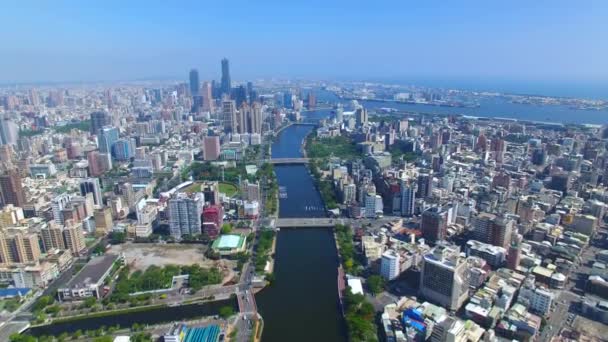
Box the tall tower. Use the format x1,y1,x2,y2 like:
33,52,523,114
98,126,119,154
221,58,231,97
189,69,200,97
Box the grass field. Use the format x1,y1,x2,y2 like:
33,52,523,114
219,182,239,197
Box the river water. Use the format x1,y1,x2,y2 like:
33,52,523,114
313,88,608,125
255,122,347,342
26,299,235,336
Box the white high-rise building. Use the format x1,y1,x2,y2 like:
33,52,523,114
168,192,204,239
380,250,400,280
420,244,470,311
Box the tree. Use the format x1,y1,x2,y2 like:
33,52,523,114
219,305,235,318
83,297,97,308
367,275,385,295
221,223,233,234
33,295,53,311
110,231,126,244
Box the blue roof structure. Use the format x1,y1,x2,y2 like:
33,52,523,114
0,288,30,298
183,324,221,342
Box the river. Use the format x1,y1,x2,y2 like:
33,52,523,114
255,122,347,342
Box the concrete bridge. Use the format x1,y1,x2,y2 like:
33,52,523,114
268,158,310,165
275,217,348,228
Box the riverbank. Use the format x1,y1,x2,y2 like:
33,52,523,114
25,297,236,336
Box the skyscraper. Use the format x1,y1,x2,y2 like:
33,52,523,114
417,172,433,198
421,207,448,243
220,58,231,96
400,180,416,217
201,81,214,112
472,213,514,249
168,192,204,239
189,69,200,97
222,99,237,133
420,244,470,311
234,85,247,107
355,107,368,126
250,102,262,134
0,170,26,207
90,111,110,135
98,126,119,154
80,178,103,206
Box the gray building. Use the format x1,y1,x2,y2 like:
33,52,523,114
168,192,205,239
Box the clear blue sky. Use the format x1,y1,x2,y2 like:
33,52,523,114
1,0,607,86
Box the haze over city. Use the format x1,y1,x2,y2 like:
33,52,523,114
2,1,608,95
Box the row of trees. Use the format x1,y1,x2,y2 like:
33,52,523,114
254,230,275,273
309,159,339,209
335,224,378,342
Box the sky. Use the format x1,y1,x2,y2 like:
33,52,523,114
1,0,607,91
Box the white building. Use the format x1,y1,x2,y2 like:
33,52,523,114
380,250,400,280
168,192,204,239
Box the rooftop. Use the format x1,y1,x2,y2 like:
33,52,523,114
212,234,245,250
63,254,119,289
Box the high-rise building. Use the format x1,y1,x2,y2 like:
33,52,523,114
201,81,214,112
87,150,101,177
0,231,41,264
189,69,200,97
234,85,247,107
420,245,469,311
40,223,66,251
80,178,103,207
112,138,135,161
249,102,262,134
417,172,433,198
51,194,72,225
98,126,119,154
246,182,260,202
90,111,110,135
220,58,231,96
306,92,316,109
400,180,416,217
202,205,224,239
472,213,514,249
0,118,19,145
94,207,114,236
168,192,204,239
283,92,293,109
421,207,448,243
62,220,86,256
203,136,221,161
0,170,26,207
222,99,237,133
380,249,400,280
355,107,368,126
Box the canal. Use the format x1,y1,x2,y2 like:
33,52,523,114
26,299,236,336
256,119,347,342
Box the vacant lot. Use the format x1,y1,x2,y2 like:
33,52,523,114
109,243,231,273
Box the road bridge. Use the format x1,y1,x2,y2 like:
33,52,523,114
268,158,310,165
275,218,348,228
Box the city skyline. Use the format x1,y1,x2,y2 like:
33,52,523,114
1,1,607,90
